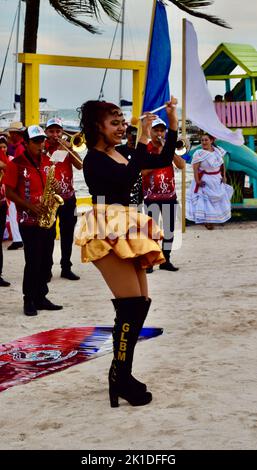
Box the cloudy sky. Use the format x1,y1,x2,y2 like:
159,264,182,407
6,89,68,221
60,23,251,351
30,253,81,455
0,0,256,112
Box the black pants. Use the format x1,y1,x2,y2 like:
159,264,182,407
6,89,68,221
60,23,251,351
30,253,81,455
47,195,77,275
19,223,55,302
144,199,177,260
58,196,77,270
0,201,8,276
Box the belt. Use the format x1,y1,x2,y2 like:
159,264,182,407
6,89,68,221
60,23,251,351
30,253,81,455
194,169,221,193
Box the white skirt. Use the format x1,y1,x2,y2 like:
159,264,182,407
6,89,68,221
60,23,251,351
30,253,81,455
186,174,233,224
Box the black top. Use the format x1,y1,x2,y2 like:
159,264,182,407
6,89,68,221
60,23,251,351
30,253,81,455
83,129,177,205
115,143,143,205
115,143,136,161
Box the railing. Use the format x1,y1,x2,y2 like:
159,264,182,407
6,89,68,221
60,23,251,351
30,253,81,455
215,101,257,128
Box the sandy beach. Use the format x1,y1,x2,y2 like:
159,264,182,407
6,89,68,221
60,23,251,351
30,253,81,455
1,221,257,450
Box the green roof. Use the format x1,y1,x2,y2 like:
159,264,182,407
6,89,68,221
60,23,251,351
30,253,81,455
202,43,257,76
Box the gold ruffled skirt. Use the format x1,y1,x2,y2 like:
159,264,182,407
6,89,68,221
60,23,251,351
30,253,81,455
75,204,165,269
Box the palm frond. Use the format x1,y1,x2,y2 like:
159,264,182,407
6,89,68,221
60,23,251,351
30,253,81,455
49,0,121,34
166,0,231,29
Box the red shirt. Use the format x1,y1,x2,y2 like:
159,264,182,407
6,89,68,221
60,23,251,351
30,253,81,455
8,140,25,158
0,150,9,203
142,141,176,201
3,151,51,225
44,141,75,200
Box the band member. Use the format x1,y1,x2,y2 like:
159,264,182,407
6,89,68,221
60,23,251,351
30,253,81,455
0,138,11,287
116,125,143,205
6,121,25,158
44,118,82,281
4,126,63,316
142,117,185,273
76,97,178,407
6,122,25,250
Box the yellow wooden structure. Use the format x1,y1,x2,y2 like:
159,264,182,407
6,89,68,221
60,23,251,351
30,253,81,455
55,196,91,239
17,53,147,239
18,53,146,126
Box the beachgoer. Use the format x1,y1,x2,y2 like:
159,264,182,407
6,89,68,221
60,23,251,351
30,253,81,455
75,97,178,407
224,91,234,102
4,125,63,316
0,138,11,287
116,125,143,205
44,118,82,281
186,133,233,229
214,95,223,102
142,117,185,273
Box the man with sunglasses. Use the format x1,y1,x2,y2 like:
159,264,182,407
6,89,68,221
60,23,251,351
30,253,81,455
4,125,63,316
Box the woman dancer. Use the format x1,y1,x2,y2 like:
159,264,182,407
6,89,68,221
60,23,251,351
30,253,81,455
76,97,178,407
186,133,233,230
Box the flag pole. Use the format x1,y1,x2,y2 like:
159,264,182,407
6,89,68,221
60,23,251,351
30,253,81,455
181,18,187,233
141,0,157,114
135,0,157,144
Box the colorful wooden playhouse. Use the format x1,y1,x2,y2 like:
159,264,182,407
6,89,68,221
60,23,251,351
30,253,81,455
202,43,257,206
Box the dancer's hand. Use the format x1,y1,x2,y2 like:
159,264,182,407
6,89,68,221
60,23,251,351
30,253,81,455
139,113,157,144
166,96,178,131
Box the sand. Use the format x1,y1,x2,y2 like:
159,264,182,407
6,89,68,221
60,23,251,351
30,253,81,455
1,221,257,450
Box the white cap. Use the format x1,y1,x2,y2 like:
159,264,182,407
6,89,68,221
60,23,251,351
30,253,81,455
46,117,63,129
27,125,47,139
152,117,167,128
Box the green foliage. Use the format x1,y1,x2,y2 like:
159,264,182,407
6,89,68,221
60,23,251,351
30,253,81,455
229,172,243,203
49,0,121,33
167,0,231,29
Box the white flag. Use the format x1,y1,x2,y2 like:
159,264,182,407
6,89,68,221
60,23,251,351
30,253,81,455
185,20,244,146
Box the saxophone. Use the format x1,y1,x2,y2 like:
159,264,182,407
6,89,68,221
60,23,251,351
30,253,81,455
38,165,64,229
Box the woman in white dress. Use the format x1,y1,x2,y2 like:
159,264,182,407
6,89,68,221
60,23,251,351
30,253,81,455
186,134,233,230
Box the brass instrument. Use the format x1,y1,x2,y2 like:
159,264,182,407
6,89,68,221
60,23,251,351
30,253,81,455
38,165,64,229
51,131,85,167
62,131,86,153
175,137,191,156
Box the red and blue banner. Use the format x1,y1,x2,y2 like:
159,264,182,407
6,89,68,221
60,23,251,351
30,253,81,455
0,326,163,392
142,1,171,125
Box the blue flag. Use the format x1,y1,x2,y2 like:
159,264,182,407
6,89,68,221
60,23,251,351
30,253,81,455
142,1,171,125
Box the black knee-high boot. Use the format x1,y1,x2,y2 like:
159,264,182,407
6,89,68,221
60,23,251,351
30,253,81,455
130,297,152,392
111,296,152,393
109,296,153,407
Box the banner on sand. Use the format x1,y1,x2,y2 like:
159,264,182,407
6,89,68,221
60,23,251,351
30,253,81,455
0,326,163,392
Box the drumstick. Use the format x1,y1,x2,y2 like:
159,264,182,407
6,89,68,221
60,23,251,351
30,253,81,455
130,102,176,126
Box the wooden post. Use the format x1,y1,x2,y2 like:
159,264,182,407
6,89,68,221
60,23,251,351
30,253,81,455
19,53,145,128
181,18,187,233
132,68,146,120
25,61,39,126
252,77,256,100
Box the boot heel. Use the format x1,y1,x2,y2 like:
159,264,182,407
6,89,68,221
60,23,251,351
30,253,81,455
109,386,119,408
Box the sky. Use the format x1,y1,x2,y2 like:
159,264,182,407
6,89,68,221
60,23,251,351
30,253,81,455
0,0,256,113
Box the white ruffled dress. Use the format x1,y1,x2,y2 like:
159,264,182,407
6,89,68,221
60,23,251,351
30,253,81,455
186,146,233,224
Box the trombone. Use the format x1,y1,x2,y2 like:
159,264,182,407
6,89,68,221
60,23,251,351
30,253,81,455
62,130,87,153
54,131,86,166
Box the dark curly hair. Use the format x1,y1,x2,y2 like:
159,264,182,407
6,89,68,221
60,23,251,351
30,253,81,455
0,136,8,145
78,100,121,149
